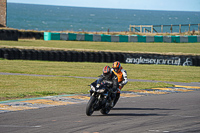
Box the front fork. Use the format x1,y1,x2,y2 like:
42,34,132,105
90,90,110,106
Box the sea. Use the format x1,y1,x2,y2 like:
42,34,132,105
7,3,200,33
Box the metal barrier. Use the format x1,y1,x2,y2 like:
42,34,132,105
44,32,200,43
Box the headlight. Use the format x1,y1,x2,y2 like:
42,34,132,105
97,89,105,93
90,85,96,91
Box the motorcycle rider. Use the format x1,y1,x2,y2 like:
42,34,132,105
91,66,119,107
111,61,128,103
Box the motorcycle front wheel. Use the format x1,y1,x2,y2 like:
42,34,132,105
86,96,96,116
100,102,111,115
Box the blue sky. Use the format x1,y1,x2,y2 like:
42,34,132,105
8,0,200,11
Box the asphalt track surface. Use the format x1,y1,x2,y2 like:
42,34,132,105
0,72,200,133
0,91,199,133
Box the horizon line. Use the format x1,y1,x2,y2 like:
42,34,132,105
8,2,200,12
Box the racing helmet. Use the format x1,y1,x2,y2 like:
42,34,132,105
112,61,121,73
103,66,111,79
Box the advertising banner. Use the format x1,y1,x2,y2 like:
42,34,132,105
125,55,193,66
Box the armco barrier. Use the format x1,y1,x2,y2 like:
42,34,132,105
44,32,200,43
171,36,180,43
85,34,93,41
119,35,128,42
0,48,200,66
163,36,171,43
93,34,101,42
44,32,51,40
111,35,119,42
188,36,197,43
138,35,146,42
101,34,111,42
68,33,77,41
180,36,188,43
51,33,60,40
1,30,200,42
146,36,154,43
154,36,163,42
129,35,138,42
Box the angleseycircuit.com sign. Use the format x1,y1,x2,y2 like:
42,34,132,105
125,56,193,66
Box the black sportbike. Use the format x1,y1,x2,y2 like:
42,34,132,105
86,80,118,116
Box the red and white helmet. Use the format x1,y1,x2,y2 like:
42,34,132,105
102,66,111,79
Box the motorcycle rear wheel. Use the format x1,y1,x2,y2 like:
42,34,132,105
86,96,96,116
113,93,120,108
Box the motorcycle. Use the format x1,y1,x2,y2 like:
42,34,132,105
86,80,116,116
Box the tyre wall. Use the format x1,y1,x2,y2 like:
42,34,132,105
0,30,44,40
0,30,18,41
18,31,43,39
0,48,199,66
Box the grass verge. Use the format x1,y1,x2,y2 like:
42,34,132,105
0,75,172,101
1,60,200,101
1,39,200,101
0,40,200,55
1,60,200,82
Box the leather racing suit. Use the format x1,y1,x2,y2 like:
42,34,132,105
111,67,128,92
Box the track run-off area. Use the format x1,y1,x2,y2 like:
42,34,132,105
0,72,200,113
0,72,200,133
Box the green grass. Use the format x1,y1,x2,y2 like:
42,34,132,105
1,40,200,55
0,75,94,101
0,74,172,101
0,40,200,101
1,60,200,101
1,60,200,83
